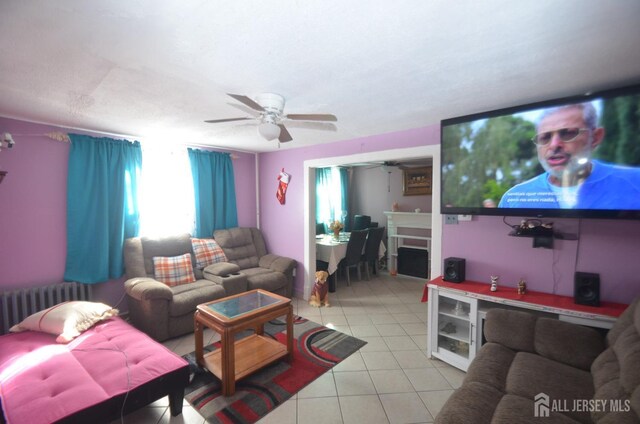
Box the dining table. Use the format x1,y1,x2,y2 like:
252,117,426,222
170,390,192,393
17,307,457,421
315,232,386,277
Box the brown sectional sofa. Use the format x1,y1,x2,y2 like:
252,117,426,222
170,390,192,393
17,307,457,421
123,228,296,342
436,299,640,424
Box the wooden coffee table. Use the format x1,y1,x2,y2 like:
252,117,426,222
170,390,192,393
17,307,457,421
194,289,293,396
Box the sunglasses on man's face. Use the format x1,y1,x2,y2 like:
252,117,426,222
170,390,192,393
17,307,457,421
532,128,590,146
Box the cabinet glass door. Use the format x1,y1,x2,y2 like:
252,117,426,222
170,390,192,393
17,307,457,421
437,294,473,360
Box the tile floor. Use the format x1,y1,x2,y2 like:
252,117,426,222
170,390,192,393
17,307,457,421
113,272,462,423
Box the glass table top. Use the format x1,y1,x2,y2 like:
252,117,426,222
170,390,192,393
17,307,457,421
206,291,283,319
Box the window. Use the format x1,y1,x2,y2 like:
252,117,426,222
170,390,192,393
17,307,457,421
139,143,195,237
316,167,349,228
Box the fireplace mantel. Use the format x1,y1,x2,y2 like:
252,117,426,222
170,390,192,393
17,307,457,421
383,211,432,278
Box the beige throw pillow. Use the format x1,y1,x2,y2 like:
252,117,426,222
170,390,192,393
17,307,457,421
9,300,119,343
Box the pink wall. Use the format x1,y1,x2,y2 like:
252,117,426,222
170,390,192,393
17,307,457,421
0,117,256,309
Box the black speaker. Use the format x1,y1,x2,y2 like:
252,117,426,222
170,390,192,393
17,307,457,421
574,272,600,306
443,257,465,283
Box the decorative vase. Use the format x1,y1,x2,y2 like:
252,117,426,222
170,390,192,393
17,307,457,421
333,229,340,239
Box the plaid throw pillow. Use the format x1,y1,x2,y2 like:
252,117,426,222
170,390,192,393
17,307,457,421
191,238,227,269
153,253,196,287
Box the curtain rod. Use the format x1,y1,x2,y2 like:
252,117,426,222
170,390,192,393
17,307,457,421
1,115,251,159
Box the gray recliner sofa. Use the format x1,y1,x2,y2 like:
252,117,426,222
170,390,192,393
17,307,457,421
123,228,296,342
208,227,296,298
435,299,640,424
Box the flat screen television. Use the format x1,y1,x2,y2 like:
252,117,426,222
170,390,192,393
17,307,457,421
440,84,640,220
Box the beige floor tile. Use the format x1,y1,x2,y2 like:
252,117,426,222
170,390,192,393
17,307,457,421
350,325,380,337
297,397,342,424
298,372,338,398
330,325,352,335
399,322,428,336
345,314,373,326
333,351,367,372
257,397,297,424
386,306,412,315
339,395,390,424
410,334,428,350
110,406,165,424
320,305,345,315
391,312,423,323
369,369,415,394
369,313,398,324
334,370,377,396
418,389,454,419
380,392,434,424
341,305,367,315
392,350,434,369
163,406,208,423
436,365,466,389
322,314,348,326
405,368,453,392
358,336,391,352
375,323,407,336
361,351,401,370
383,335,419,351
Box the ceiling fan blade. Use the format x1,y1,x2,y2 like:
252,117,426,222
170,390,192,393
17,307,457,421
285,113,337,122
227,93,265,112
284,121,337,131
204,117,253,123
278,124,293,143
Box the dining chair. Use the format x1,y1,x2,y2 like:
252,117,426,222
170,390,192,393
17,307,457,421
339,229,368,286
361,226,385,280
316,222,326,234
352,215,371,231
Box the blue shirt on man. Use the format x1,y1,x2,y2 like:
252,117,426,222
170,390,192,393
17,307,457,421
498,160,640,209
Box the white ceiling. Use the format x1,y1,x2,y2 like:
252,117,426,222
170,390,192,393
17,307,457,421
1,1,639,153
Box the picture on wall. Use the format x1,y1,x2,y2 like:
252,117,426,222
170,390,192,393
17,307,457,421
403,166,432,195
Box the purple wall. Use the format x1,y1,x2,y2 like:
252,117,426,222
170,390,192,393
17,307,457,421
258,127,439,297
442,216,640,304
2,114,638,307
0,117,256,309
258,124,640,304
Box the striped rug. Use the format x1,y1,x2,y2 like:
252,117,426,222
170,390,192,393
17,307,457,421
183,316,366,424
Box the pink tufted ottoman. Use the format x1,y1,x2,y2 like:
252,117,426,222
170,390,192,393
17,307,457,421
0,316,189,424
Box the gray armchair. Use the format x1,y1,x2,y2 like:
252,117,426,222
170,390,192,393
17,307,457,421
123,233,227,342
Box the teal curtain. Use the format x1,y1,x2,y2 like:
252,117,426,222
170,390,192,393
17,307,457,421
316,167,349,230
340,167,350,231
188,149,238,237
64,134,142,283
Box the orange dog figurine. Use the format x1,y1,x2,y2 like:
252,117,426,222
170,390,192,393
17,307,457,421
309,271,330,307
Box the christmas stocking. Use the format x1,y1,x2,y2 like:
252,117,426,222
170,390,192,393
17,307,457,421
276,169,290,205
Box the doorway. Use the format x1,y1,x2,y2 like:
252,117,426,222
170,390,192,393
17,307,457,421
303,145,441,299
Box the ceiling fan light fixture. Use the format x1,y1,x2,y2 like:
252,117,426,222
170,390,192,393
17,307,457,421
258,121,281,141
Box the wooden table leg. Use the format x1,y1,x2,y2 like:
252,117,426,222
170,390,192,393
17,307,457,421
286,305,294,361
194,312,204,367
221,328,236,396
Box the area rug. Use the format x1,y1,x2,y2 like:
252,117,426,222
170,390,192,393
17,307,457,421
182,316,366,424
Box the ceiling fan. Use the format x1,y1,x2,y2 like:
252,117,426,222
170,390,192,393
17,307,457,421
205,93,337,143
366,161,409,171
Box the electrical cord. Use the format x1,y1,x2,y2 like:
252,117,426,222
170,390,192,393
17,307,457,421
74,347,131,424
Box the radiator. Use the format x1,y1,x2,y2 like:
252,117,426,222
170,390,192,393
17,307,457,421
0,282,92,335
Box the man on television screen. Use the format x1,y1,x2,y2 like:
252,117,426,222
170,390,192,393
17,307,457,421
498,102,640,209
